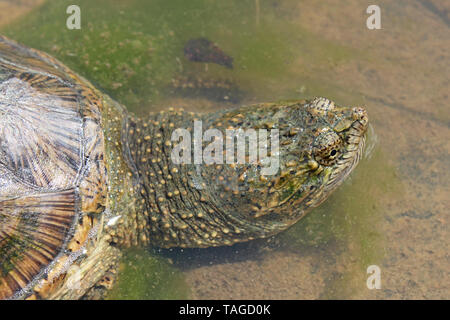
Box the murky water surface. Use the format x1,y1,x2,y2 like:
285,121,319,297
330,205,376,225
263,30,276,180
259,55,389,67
1,0,448,299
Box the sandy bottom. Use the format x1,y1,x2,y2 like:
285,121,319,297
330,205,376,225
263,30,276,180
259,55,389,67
0,0,44,28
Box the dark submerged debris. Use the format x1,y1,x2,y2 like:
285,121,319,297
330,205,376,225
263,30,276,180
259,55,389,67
170,74,243,103
184,37,234,69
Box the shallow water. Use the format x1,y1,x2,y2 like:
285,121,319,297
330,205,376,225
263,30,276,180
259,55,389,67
1,0,448,299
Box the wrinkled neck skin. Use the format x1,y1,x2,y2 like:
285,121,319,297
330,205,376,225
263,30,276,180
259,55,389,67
105,98,368,249
122,108,285,248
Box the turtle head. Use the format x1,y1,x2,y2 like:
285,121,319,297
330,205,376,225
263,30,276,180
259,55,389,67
194,97,369,242
255,97,369,223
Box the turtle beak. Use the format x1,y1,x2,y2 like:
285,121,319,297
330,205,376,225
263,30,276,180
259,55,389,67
351,107,369,134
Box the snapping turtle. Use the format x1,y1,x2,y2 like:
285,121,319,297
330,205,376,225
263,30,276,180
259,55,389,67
0,35,368,300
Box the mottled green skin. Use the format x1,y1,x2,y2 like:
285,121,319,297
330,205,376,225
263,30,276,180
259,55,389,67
103,97,368,249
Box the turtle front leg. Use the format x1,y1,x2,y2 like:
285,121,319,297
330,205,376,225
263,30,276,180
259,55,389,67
81,267,119,300
47,239,122,300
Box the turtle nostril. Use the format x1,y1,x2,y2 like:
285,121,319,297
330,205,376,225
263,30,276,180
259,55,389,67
352,107,368,125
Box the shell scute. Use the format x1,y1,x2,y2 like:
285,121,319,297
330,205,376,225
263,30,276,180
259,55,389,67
0,190,78,300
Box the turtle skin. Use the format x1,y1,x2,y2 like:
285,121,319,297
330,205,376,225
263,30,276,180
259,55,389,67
0,35,107,299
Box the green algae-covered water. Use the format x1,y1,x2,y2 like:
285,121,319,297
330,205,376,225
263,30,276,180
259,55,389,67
2,0,448,299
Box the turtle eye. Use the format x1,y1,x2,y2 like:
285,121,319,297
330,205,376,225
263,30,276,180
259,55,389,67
313,131,342,166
